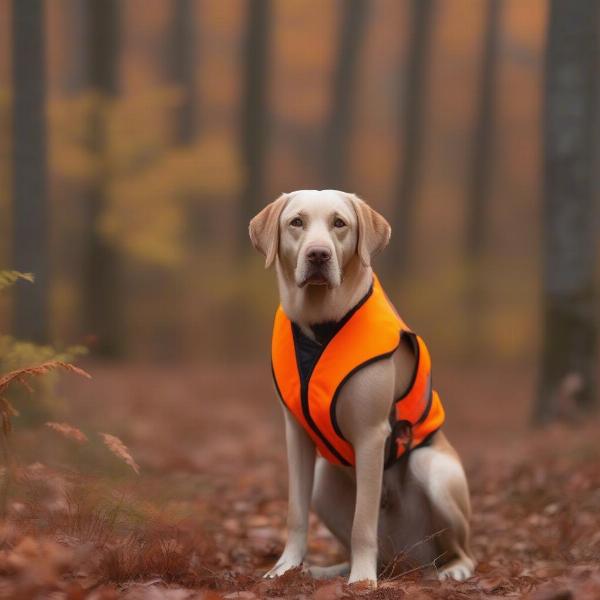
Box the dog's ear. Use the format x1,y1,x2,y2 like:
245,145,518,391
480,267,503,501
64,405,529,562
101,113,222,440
249,194,288,268
347,194,391,267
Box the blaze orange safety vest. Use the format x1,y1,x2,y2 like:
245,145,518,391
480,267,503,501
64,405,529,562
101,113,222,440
271,275,445,468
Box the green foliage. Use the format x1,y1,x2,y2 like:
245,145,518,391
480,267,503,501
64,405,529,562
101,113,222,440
0,270,87,424
0,337,87,425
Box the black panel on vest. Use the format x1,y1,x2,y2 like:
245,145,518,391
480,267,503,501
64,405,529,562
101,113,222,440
291,324,324,386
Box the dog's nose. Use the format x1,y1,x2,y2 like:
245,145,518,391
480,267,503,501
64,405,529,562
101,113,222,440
307,246,332,265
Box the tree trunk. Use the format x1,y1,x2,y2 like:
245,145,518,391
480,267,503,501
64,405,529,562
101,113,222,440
61,0,88,95
534,0,599,424
169,0,197,144
11,0,49,343
388,0,435,275
465,0,501,259
239,0,271,246
322,0,369,190
463,0,502,359
82,0,122,356
158,0,198,361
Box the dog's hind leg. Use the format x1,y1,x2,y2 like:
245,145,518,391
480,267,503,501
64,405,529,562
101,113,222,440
309,562,350,579
310,459,353,579
407,435,475,581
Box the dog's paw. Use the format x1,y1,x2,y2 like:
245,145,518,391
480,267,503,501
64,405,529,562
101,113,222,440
348,565,377,587
437,559,474,582
264,557,304,579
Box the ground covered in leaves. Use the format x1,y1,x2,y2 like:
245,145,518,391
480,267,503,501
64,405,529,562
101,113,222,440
1,361,599,599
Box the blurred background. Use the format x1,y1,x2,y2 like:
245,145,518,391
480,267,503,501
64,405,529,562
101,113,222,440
0,0,598,427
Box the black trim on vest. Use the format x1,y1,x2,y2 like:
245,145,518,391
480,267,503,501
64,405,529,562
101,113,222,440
415,376,433,425
283,281,375,466
394,331,420,402
271,362,287,409
383,331,430,469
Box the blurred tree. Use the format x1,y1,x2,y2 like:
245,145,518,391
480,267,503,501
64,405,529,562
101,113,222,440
388,0,435,275
322,0,369,189
463,0,502,359
168,0,197,145
157,0,198,360
11,0,49,343
239,0,271,245
465,0,501,259
60,0,88,95
535,0,598,423
82,0,122,356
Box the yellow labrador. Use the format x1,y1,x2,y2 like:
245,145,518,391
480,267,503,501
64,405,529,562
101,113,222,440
249,190,474,586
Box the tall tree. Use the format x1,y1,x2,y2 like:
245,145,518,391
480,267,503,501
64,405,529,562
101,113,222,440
388,0,436,275
61,0,87,95
11,0,49,343
160,0,198,360
82,0,122,356
534,0,599,424
462,0,502,359
464,0,501,259
240,0,271,246
168,0,197,144
322,0,369,189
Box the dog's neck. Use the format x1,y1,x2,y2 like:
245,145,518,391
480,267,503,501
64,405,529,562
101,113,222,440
276,256,372,339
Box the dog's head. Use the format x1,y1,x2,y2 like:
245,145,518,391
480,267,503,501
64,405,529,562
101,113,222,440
249,190,391,288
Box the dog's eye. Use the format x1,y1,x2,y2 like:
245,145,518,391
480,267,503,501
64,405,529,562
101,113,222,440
334,218,346,228
290,217,303,227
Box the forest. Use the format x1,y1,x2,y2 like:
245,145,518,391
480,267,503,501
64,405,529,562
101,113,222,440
0,0,599,598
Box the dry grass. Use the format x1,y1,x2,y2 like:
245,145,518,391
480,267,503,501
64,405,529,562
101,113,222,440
99,434,140,476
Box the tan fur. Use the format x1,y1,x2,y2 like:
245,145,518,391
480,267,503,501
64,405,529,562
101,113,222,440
249,193,289,268
249,190,474,586
347,194,391,267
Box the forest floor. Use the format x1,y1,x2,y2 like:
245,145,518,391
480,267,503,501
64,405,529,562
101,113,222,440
1,360,599,599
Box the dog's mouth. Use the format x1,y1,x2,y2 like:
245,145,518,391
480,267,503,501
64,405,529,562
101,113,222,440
298,268,331,288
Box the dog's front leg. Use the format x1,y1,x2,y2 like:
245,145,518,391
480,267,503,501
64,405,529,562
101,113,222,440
348,423,388,586
265,409,315,578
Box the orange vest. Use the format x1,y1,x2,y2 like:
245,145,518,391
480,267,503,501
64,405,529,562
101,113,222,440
271,275,445,468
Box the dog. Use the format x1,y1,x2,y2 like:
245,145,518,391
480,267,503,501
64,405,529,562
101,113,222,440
249,190,474,586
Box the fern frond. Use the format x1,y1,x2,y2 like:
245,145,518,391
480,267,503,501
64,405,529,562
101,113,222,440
0,361,91,397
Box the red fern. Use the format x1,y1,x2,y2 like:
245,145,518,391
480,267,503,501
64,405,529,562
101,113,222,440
0,361,91,397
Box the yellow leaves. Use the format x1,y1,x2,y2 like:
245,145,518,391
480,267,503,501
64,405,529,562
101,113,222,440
0,271,34,292
49,90,242,267
102,171,186,267
100,134,241,267
48,93,101,181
